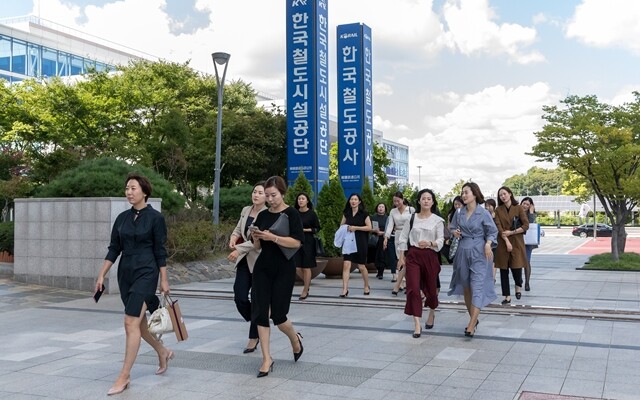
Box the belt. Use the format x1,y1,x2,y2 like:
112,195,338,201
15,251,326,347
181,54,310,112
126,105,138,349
122,248,153,256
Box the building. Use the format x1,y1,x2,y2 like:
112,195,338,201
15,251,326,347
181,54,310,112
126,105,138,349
0,16,148,83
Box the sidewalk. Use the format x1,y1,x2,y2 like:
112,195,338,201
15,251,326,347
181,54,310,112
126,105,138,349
1,254,639,399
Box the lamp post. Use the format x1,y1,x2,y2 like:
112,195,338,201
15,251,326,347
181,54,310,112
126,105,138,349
417,165,422,188
211,52,230,225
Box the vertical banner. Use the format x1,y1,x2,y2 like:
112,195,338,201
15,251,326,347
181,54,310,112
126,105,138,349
286,0,329,202
337,23,373,195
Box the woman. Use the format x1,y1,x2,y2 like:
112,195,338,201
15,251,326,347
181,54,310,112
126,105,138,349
384,192,415,295
370,203,388,279
447,182,498,337
520,196,537,291
339,193,372,297
494,186,529,305
228,182,266,353
484,198,498,282
250,176,305,378
397,189,444,338
294,192,321,300
443,196,464,263
95,173,173,395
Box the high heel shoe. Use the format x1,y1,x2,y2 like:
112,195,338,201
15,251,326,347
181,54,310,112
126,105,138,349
391,289,398,296
243,339,259,354
425,312,435,330
155,350,174,375
525,283,530,291
293,332,304,362
257,359,274,378
107,380,130,395
364,286,370,295
515,292,522,300
464,320,479,333
299,292,309,300
412,330,421,338
501,298,511,305
339,290,349,298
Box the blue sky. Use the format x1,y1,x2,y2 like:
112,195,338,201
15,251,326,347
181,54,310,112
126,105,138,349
2,0,639,195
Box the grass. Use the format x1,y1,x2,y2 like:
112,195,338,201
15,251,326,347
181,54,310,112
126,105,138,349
582,252,640,271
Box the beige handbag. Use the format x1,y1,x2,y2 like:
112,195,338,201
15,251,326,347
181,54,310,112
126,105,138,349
148,295,173,340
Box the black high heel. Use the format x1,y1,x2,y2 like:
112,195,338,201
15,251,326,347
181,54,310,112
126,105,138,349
515,292,522,300
299,292,309,300
364,286,370,295
501,297,511,305
257,359,274,378
243,339,259,354
293,332,304,362
425,311,435,330
339,290,349,298
464,320,479,333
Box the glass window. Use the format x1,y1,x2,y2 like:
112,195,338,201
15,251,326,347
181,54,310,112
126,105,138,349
0,36,10,72
12,39,26,75
42,47,57,77
83,58,96,72
58,51,70,76
27,44,40,77
71,55,83,75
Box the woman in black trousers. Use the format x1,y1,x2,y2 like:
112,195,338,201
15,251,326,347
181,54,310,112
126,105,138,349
228,182,266,353
251,176,305,377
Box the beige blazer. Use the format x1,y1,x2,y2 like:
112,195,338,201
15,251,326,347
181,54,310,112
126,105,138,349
231,205,267,272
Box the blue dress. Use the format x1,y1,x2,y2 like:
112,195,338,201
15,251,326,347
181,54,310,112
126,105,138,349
447,205,498,308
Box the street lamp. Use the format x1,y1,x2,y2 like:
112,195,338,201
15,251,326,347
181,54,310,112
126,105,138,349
211,52,230,225
417,165,422,188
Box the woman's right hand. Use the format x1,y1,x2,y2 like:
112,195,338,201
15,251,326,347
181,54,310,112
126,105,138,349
229,238,237,249
95,276,104,294
383,237,388,250
228,250,239,262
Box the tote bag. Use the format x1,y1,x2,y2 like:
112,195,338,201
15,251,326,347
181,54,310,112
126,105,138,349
524,223,540,245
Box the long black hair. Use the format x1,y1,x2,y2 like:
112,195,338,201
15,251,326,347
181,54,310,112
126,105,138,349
415,189,439,214
343,193,365,215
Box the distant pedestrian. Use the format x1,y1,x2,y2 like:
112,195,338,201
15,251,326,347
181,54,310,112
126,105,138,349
520,196,537,291
448,182,498,337
370,203,389,280
95,173,173,395
494,186,529,304
294,193,321,300
384,191,415,295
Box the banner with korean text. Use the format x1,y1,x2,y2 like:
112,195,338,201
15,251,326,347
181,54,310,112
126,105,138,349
336,22,373,195
286,0,330,201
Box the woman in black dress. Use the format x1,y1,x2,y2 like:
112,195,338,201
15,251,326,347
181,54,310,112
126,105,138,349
250,176,305,378
339,193,372,297
95,173,172,396
294,193,321,300
370,203,388,279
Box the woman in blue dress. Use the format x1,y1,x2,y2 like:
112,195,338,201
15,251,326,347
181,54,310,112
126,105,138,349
95,173,172,395
447,182,498,337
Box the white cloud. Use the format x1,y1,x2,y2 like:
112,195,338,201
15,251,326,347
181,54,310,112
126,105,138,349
406,82,559,194
607,86,640,106
373,115,410,134
373,82,393,96
441,0,545,64
566,0,640,54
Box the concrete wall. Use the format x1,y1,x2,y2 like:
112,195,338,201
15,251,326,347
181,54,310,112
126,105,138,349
13,198,161,293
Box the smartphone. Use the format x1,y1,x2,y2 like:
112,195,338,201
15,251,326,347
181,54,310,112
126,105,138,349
93,284,105,303
248,225,260,234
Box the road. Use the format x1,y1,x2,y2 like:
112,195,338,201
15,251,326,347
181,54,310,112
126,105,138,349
537,226,640,255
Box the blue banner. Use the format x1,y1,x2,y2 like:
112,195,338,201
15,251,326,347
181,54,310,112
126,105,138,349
286,0,329,202
336,23,373,195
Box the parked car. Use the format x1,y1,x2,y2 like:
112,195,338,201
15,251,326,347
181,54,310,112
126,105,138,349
571,223,613,238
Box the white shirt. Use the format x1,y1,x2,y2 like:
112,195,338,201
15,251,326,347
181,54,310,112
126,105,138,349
397,213,445,252
384,206,415,238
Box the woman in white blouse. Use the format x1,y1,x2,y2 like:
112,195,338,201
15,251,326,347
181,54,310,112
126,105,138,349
397,189,444,338
384,191,415,294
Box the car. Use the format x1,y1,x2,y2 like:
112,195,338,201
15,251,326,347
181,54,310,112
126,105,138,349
571,223,613,238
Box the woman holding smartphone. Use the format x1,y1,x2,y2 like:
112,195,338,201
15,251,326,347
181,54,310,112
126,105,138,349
95,173,173,395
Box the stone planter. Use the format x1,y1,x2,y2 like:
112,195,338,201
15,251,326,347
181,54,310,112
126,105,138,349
0,251,13,263
320,256,356,278
295,258,328,283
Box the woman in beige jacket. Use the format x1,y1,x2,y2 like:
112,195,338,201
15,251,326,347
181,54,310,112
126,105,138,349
228,182,267,353
494,186,529,305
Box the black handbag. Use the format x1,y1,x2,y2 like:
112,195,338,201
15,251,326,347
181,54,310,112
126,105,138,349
512,216,523,231
368,234,379,248
314,236,325,256
269,213,300,260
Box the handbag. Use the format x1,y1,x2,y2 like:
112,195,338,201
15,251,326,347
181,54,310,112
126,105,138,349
315,236,325,256
448,237,459,259
166,294,188,342
524,223,540,245
148,295,173,340
269,213,300,260
368,234,379,248
512,216,523,231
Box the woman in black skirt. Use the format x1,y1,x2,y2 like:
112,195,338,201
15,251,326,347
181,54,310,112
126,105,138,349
294,193,321,300
339,193,372,297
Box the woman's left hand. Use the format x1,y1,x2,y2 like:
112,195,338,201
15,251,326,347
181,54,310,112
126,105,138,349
484,243,493,260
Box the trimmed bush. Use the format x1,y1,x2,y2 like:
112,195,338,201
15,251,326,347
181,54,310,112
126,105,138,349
0,222,13,254
285,172,314,206
316,178,346,257
205,184,254,222
34,158,185,215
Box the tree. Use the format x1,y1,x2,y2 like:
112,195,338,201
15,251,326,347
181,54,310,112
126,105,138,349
328,141,392,195
285,171,314,206
502,167,566,196
443,179,468,201
316,178,346,257
361,177,375,214
530,94,640,261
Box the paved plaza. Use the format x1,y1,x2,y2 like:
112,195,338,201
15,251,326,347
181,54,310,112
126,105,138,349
1,243,640,399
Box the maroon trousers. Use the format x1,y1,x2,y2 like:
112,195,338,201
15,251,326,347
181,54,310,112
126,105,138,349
404,247,441,318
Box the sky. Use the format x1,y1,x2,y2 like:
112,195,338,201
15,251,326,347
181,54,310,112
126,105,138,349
2,0,640,197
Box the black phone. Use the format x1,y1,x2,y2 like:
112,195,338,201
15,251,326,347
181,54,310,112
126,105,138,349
93,284,105,303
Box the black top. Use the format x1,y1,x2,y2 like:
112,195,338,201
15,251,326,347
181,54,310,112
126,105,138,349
297,209,321,268
254,206,305,269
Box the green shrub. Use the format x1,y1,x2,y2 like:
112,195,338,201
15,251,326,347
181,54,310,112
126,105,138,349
166,207,235,262
316,178,346,257
361,177,375,214
34,158,185,215
205,184,254,221
285,172,314,206
0,222,14,254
